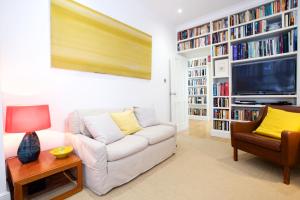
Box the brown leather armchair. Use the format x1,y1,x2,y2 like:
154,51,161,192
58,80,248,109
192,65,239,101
231,105,300,184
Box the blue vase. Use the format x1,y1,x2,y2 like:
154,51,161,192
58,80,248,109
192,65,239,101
17,132,40,164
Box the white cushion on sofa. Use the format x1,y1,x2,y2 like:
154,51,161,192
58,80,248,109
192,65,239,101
134,107,159,128
135,125,176,145
106,135,148,162
83,113,124,145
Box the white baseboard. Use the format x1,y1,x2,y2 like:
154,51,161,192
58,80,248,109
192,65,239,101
0,191,10,200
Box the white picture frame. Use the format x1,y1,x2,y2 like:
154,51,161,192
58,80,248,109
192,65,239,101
214,59,229,77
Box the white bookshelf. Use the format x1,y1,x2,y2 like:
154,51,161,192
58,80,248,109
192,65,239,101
188,56,209,120
177,0,298,138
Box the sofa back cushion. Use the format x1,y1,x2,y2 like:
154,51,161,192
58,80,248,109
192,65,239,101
67,108,122,136
134,107,159,128
83,113,124,144
255,107,300,139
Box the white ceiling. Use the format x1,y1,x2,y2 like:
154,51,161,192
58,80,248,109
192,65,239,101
140,0,246,25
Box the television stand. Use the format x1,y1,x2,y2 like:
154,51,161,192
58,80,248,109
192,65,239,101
234,100,256,105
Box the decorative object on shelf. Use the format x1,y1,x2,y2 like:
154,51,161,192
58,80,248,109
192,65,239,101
50,146,74,159
5,105,51,164
51,0,152,79
214,59,229,77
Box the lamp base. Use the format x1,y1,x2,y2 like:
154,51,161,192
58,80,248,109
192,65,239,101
17,131,40,164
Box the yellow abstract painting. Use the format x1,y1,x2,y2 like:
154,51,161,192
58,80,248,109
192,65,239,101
51,0,152,79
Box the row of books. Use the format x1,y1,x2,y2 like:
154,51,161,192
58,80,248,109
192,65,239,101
213,81,229,96
231,30,298,61
231,109,260,121
212,31,228,44
284,11,297,27
188,68,207,77
213,97,230,108
177,24,210,41
188,79,207,86
212,43,228,56
230,23,253,40
213,18,228,31
254,20,269,34
189,108,207,116
188,87,207,96
213,109,230,119
213,121,229,131
177,36,211,51
188,96,207,105
230,0,298,26
188,57,208,67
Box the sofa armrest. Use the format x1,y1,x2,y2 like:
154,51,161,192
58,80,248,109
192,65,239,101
281,131,300,166
67,133,107,170
159,121,177,131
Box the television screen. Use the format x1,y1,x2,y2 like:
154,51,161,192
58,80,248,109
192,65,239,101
232,57,297,95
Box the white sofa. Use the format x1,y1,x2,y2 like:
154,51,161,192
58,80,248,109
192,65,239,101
66,108,177,195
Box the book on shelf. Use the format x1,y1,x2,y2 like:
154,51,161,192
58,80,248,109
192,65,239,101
231,29,297,61
230,0,298,26
177,36,211,51
255,17,282,34
213,109,230,119
213,18,228,31
213,120,229,131
284,11,298,27
213,81,229,96
212,30,228,44
188,78,207,86
212,43,228,56
189,108,207,116
188,57,208,67
231,23,253,40
213,97,229,108
189,96,207,104
188,68,207,77
177,24,210,41
231,109,260,121
188,87,207,96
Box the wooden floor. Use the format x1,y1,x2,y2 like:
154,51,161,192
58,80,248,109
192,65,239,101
183,120,229,142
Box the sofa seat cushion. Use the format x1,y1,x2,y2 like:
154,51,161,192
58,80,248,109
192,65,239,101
135,125,176,145
106,135,148,162
232,132,281,152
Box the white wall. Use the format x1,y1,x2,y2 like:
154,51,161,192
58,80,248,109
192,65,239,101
0,99,9,200
0,0,175,158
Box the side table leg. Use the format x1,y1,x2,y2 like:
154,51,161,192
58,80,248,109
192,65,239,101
77,163,83,191
14,183,23,200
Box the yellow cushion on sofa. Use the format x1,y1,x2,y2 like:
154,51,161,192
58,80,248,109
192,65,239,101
255,107,300,139
110,110,142,134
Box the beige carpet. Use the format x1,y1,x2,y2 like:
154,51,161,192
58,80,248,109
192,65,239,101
68,134,300,200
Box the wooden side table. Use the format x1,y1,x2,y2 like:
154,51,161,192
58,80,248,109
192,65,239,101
6,150,83,200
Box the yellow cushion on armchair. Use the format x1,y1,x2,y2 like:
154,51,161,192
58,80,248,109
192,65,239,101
255,107,300,139
110,110,142,134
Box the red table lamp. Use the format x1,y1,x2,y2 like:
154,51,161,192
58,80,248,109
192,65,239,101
5,105,51,164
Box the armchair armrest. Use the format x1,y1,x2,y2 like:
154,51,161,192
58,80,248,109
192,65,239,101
281,131,300,166
231,121,260,134
67,133,107,170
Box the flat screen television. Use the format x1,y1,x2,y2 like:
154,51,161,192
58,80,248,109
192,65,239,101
232,57,297,95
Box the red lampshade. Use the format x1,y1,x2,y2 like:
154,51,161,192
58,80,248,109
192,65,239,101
5,105,51,133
